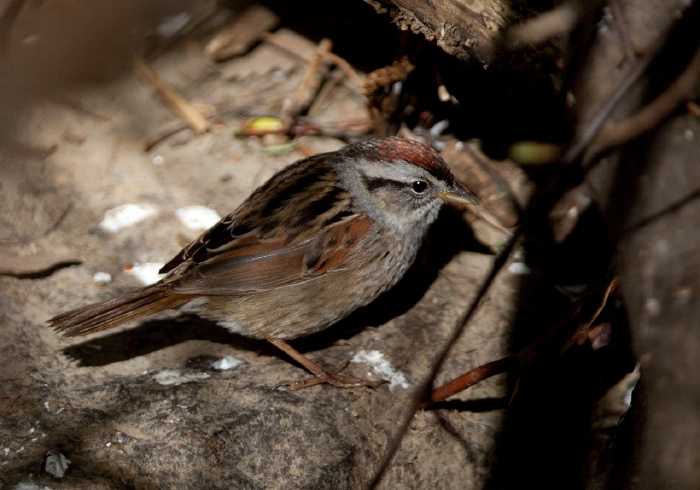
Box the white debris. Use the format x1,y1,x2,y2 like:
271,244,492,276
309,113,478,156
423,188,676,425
99,203,156,233
175,205,221,230
93,272,112,283
351,349,409,390
21,34,41,45
212,355,244,371
508,261,531,275
13,483,53,490
621,364,641,409
124,262,165,286
44,449,71,478
645,297,660,316
152,369,210,386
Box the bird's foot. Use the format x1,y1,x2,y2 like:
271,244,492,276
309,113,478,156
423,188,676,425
277,362,386,390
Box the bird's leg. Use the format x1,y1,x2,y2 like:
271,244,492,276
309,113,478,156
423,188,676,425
269,338,385,390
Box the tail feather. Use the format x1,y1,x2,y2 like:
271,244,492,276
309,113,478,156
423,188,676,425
48,286,194,337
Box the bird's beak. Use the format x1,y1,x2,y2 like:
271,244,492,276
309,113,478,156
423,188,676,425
438,185,479,206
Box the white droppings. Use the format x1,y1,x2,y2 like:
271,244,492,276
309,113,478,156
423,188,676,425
175,205,221,230
124,262,165,286
11,483,52,490
152,369,210,386
645,297,660,316
99,203,156,232
508,262,531,275
212,355,245,371
44,449,71,479
21,34,41,45
44,401,51,412
622,364,641,409
93,271,112,283
430,119,450,139
351,350,409,390
3,448,9,456
513,247,526,260
655,239,669,256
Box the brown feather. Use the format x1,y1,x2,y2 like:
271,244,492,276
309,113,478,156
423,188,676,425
170,216,373,295
48,286,194,337
304,216,372,275
171,240,310,295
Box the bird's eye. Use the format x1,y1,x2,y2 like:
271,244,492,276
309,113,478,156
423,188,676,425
410,180,429,194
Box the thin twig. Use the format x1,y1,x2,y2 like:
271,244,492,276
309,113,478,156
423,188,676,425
100,137,121,177
318,51,365,92
142,122,190,151
586,43,700,160
563,56,650,164
430,356,517,404
135,57,210,135
467,206,514,237
308,68,346,116
609,0,638,65
429,276,618,403
279,38,333,133
463,143,524,218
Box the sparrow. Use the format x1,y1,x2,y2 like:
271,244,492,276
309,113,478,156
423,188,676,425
49,137,478,389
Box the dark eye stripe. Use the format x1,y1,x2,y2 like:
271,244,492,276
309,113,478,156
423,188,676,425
362,177,405,193
364,176,432,196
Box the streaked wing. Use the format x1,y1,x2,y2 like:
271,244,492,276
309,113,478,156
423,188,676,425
160,153,346,276
303,216,372,275
170,216,372,295
171,237,310,294
158,153,372,295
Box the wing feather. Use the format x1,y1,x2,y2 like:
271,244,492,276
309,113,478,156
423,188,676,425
170,216,372,295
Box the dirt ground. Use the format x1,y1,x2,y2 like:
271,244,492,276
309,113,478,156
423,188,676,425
4,0,680,487
0,2,527,488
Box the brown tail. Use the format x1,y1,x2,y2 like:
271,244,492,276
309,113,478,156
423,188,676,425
48,285,194,337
